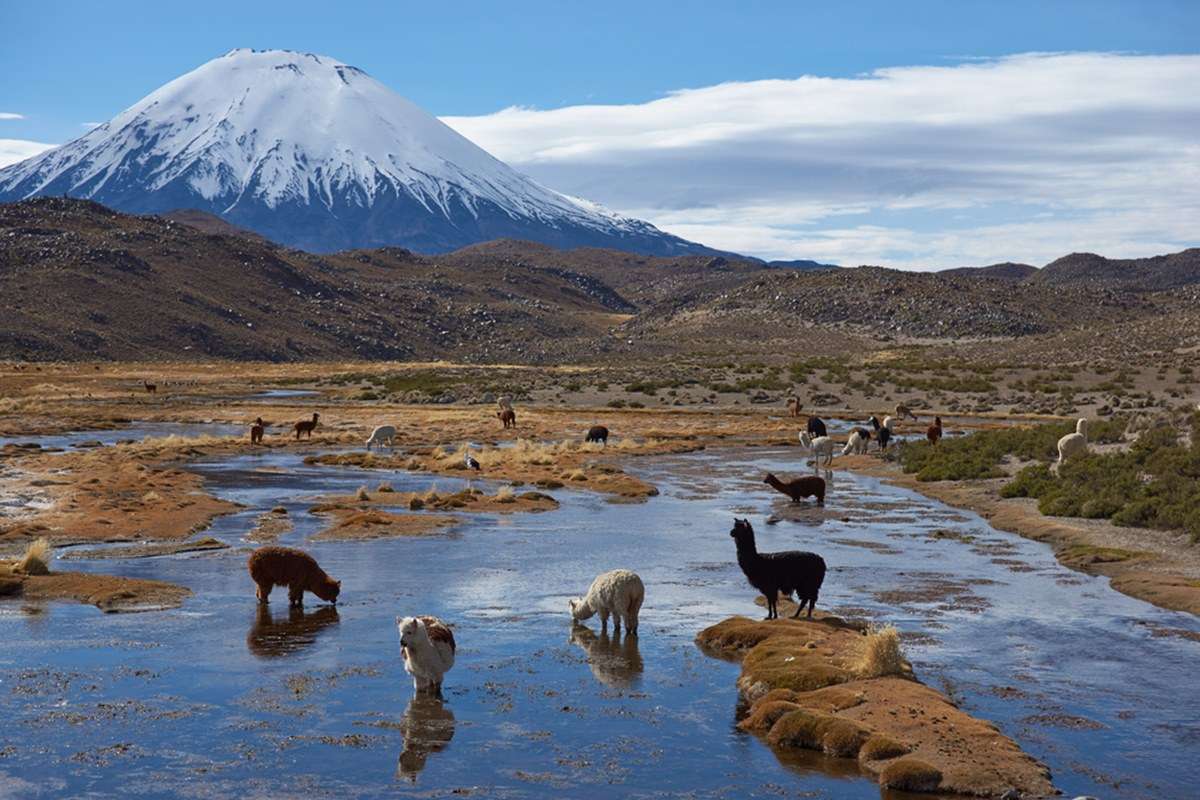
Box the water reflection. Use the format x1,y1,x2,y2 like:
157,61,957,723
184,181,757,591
569,624,644,689
245,603,339,658
395,695,456,782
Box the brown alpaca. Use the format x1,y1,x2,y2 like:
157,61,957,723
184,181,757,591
927,416,943,446
763,473,826,505
143,380,157,394
293,412,320,440
250,417,265,445
247,546,340,607
786,396,802,418
497,408,516,429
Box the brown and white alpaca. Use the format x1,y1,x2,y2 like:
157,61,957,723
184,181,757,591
497,408,516,429
786,396,802,418
398,616,457,696
293,412,320,440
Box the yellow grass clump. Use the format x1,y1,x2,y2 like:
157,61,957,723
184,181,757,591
854,625,905,678
494,485,516,503
878,757,942,791
356,486,371,501
15,537,52,575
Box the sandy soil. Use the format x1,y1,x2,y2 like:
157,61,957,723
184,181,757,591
309,507,461,541
697,607,1054,797
0,562,190,612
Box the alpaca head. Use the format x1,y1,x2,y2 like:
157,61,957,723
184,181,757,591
1077,418,1089,435
313,576,341,603
255,417,263,425
313,412,321,422
398,616,425,648
568,597,594,622
730,517,755,544
762,473,777,485
868,416,880,430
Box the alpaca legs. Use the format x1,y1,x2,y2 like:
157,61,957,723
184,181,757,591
288,585,304,607
612,615,621,636
256,580,272,604
599,611,610,635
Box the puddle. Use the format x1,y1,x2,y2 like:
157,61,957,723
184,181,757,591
1,448,1197,799
0,421,244,452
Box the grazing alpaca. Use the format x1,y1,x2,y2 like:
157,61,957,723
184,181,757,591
496,396,514,411
843,429,870,455
569,569,645,636
398,615,457,696
763,473,825,505
1057,418,1089,467
366,424,397,451
143,380,157,394
247,546,340,607
729,518,826,620
585,425,609,445
250,417,265,445
895,403,918,421
293,412,320,440
798,431,836,466
867,416,893,450
497,408,516,429
786,396,802,418
926,416,943,446
806,416,827,438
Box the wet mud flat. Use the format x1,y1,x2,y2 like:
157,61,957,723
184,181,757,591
2,447,1199,798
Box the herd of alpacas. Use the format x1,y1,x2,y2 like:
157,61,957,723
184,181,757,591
242,396,1093,698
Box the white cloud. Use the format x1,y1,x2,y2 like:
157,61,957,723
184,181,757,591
444,53,1200,268
80,121,101,129
0,139,55,169
0,112,25,120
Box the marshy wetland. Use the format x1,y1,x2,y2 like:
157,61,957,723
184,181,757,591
2,363,1199,799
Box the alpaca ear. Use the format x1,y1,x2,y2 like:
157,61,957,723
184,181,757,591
336,580,342,587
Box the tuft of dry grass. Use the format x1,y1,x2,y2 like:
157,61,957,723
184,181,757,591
878,757,942,791
854,625,904,678
494,485,516,503
15,537,52,575
376,482,394,493
356,486,370,501
567,469,588,482
859,733,911,762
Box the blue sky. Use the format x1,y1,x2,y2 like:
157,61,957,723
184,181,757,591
2,0,1198,266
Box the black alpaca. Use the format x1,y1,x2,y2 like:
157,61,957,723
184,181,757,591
806,416,827,438
867,416,892,449
729,518,826,620
585,425,609,445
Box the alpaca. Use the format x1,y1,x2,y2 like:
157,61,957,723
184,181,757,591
143,380,157,394
366,424,397,451
786,396,803,418
798,431,836,466
896,403,918,421
250,417,265,445
496,396,514,411
398,615,457,696
569,569,645,636
1057,418,1089,466
806,416,827,438
729,518,826,620
927,416,943,446
497,408,516,429
867,416,893,449
763,473,825,505
247,546,340,607
585,425,609,445
293,412,320,440
842,429,870,455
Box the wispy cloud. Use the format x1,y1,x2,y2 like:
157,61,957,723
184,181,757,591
444,52,1200,268
0,139,55,169
80,122,101,129
0,112,26,121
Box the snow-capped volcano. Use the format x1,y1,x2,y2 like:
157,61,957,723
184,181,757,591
0,49,711,254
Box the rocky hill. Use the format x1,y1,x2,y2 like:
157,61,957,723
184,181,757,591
1031,249,1200,291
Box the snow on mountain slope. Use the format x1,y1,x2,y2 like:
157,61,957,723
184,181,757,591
0,49,713,255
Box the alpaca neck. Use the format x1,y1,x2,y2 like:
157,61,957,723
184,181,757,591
734,535,759,565
765,476,784,491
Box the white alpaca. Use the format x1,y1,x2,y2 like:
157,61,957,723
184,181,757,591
398,616,456,696
842,430,869,456
799,431,836,465
496,396,513,411
366,424,397,450
1056,418,1089,467
569,569,645,636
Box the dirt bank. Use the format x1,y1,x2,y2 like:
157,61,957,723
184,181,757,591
840,454,1200,616
0,562,191,612
309,507,461,541
697,608,1055,797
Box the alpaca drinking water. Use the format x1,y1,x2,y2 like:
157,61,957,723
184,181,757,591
398,616,457,697
729,518,825,620
569,569,645,636
247,546,340,607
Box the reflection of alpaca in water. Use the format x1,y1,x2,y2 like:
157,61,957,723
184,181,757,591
396,695,456,782
569,625,644,689
246,604,340,658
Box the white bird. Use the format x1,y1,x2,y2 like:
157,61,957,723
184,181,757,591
464,452,481,471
